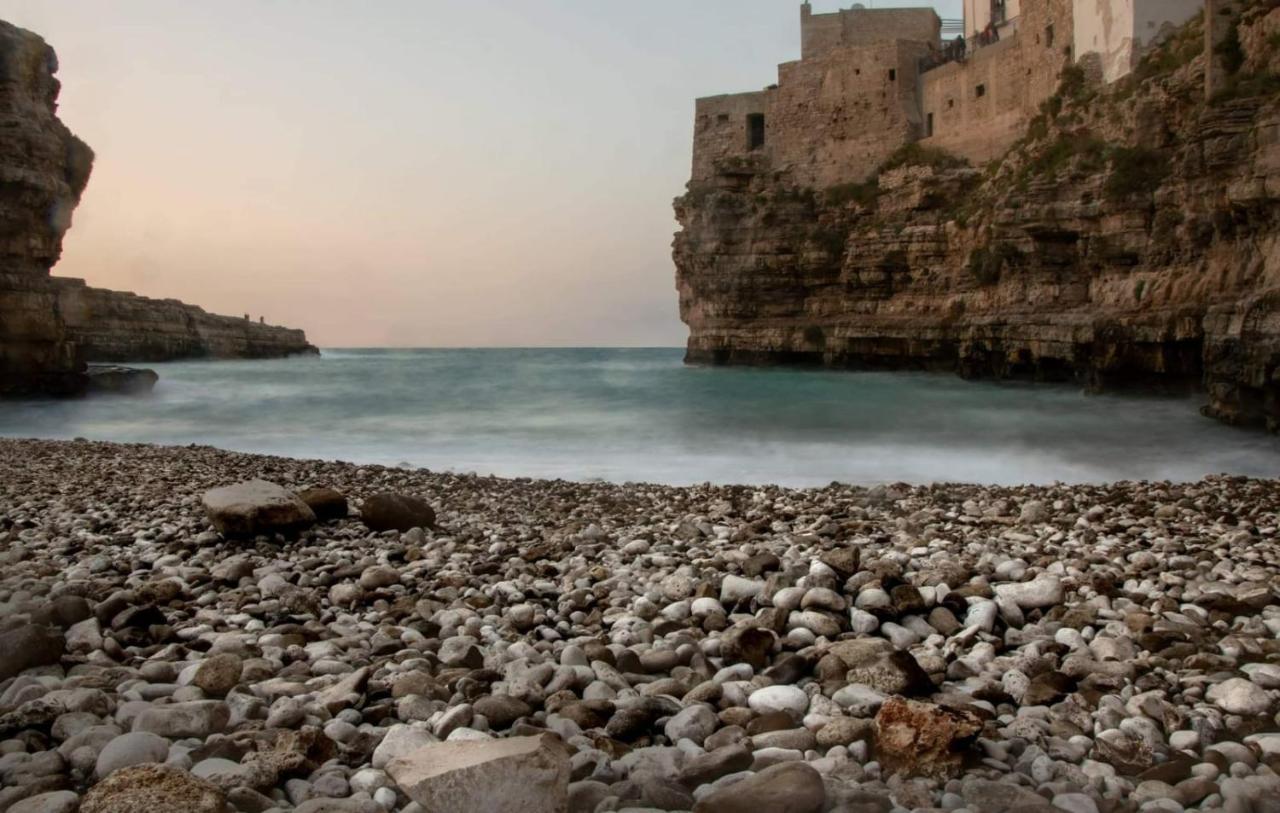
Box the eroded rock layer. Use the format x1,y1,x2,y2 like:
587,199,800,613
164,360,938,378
674,4,1280,430
54,278,317,363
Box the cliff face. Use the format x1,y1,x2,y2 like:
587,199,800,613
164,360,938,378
0,20,93,395
55,278,318,362
0,19,317,393
675,4,1280,430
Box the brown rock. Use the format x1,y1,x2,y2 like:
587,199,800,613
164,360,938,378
692,761,825,813
79,764,225,813
874,696,982,779
360,493,436,532
0,624,64,681
297,487,349,521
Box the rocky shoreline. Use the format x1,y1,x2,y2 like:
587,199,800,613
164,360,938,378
1,438,1278,813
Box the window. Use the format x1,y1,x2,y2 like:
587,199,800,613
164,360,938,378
948,99,955,109
926,113,934,137
976,83,986,98
1046,24,1055,48
717,113,729,123
888,68,897,81
747,113,766,150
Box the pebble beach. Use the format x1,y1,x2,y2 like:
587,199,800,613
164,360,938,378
1,437,1279,813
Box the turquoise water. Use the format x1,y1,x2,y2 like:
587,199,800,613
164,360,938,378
1,348,1277,485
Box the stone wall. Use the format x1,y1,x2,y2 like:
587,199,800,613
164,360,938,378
0,20,93,395
54,278,318,362
691,92,768,185
801,3,940,58
919,0,1075,164
771,41,932,187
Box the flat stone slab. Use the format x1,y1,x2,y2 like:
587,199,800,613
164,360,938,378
387,734,569,813
202,479,316,537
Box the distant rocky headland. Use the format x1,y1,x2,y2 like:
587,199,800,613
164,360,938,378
0,20,315,398
674,0,1280,431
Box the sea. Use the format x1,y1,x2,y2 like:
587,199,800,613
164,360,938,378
2,348,1277,487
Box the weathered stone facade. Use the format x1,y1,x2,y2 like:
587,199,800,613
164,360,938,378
919,0,1076,163
691,1,1207,184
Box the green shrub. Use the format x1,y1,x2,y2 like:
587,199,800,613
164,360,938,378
1216,24,1245,76
810,226,848,259
879,142,968,173
967,243,1020,286
1104,146,1169,202
824,179,880,208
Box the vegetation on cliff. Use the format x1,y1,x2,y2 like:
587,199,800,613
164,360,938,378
674,1,1280,430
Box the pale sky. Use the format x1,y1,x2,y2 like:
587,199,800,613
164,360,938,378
1,1,960,347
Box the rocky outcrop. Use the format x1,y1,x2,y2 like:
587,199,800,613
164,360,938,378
674,4,1280,430
0,20,315,395
54,278,317,362
0,20,94,395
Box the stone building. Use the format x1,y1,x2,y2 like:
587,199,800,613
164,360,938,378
690,0,1205,187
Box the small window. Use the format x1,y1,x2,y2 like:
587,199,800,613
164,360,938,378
855,68,861,75
888,68,897,81
926,112,934,137
947,99,955,109
976,83,986,98
747,113,766,150
1046,24,1055,48
717,113,729,123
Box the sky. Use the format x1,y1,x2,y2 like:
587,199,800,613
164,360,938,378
0,0,960,348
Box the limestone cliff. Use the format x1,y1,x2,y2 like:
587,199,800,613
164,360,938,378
0,20,93,395
53,278,317,362
0,19,316,394
674,3,1280,430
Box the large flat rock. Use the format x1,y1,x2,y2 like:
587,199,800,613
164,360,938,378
386,734,569,813
202,479,316,537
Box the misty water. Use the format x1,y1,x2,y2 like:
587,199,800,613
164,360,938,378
2,348,1277,486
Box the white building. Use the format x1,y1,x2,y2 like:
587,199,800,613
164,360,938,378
1072,0,1203,83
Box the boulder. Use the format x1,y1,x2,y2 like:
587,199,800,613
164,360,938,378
202,480,315,537
85,365,158,394
359,493,436,532
874,696,982,779
386,733,569,813
0,624,64,681
96,731,170,778
191,653,243,697
79,764,225,813
131,701,229,739
692,761,826,813
297,487,349,521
